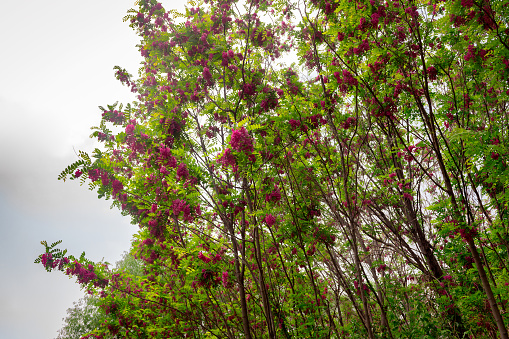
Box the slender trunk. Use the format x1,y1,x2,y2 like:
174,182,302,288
351,227,375,339
467,238,509,339
226,217,252,339
420,108,508,338
243,178,276,338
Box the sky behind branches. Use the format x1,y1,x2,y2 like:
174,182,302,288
0,0,183,337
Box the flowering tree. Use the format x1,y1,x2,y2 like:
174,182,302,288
38,0,509,338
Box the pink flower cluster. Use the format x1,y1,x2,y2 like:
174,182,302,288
66,262,108,288
177,163,189,181
265,186,282,203
464,45,487,61
218,148,237,172
264,214,276,227
198,252,222,264
222,271,229,288
239,82,256,98
221,49,235,67
353,39,370,55
159,146,177,168
333,70,358,92
126,124,136,134
427,66,437,81
111,179,123,197
341,117,356,129
230,127,254,154
202,67,213,86
289,119,301,130
172,199,193,222
461,0,474,8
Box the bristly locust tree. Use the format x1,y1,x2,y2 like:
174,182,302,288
37,0,509,338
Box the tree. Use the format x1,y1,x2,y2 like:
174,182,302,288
38,0,509,338
55,252,143,339
56,295,105,339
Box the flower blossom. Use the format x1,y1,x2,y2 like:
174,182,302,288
265,214,276,227
230,127,254,154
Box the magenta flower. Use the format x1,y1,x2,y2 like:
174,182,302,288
202,67,213,85
88,169,100,182
403,192,413,201
264,214,276,227
125,124,135,134
461,0,474,7
427,66,437,81
101,174,110,186
230,127,254,154
265,186,282,203
177,163,189,180
464,44,476,61
41,253,54,268
172,199,192,221
198,252,211,263
289,119,301,130
218,148,237,169
111,180,123,196
222,271,229,287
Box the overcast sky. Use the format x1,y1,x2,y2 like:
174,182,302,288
0,0,184,338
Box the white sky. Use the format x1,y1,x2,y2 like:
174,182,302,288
0,0,184,338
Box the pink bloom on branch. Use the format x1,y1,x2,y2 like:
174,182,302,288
478,49,488,60
222,271,229,287
74,169,82,178
362,199,372,206
371,12,380,25
150,204,157,213
177,163,189,180
265,186,282,203
111,179,123,196
289,119,301,130
403,192,413,201
125,124,135,134
41,253,55,269
218,148,236,169
461,0,474,8
198,252,211,263
88,169,100,182
202,67,213,85
172,199,192,221
230,127,254,154
101,174,110,186
265,214,276,227
427,66,437,81
464,44,475,61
